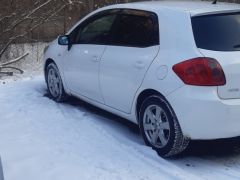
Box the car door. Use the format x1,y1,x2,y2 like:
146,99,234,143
99,9,160,113
63,12,117,103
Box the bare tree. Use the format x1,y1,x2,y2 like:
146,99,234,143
4,0,239,67
0,0,84,64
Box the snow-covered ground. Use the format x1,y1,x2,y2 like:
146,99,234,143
1,77,240,180
2,43,240,179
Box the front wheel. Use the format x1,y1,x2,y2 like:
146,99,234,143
46,63,68,102
139,95,189,158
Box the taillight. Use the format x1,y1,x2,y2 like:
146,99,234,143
172,57,226,86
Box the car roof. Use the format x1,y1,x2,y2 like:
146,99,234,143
107,1,240,16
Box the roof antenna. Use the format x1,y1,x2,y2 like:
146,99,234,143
212,0,218,4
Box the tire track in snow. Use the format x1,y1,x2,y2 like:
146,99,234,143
83,115,203,180
2,77,240,180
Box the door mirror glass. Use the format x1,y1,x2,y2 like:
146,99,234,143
58,35,69,45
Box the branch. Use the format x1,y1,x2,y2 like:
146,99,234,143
0,13,16,24
0,0,83,60
0,1,79,59
1,0,55,36
1,66,24,74
0,35,24,58
0,52,29,67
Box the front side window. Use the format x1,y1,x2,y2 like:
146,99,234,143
76,14,116,44
192,12,240,51
111,10,159,48
69,13,117,45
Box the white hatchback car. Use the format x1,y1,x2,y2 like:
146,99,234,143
44,1,240,157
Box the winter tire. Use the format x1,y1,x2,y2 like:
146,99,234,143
46,63,68,102
139,95,189,157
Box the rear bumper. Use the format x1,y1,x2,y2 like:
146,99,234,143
167,85,240,140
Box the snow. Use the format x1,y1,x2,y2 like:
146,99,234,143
1,77,240,180
2,42,240,179
0,42,48,83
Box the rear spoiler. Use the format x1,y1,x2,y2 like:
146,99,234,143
191,9,240,17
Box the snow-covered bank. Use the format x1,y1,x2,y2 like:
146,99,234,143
0,43,48,83
1,77,240,180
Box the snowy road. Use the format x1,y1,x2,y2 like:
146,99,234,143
1,77,240,180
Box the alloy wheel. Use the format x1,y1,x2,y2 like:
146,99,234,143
143,105,170,148
48,68,61,98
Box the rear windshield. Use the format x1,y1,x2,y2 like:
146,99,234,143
192,12,240,51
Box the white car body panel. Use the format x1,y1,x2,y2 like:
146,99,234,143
44,1,240,140
62,44,106,103
100,45,159,113
167,85,240,139
135,8,201,95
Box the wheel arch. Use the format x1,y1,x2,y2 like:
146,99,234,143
44,58,56,82
136,89,165,123
136,89,190,157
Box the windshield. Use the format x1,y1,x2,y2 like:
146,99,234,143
192,12,240,51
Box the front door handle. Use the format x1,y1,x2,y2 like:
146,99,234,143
92,55,99,62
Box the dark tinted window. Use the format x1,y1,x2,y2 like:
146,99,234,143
76,14,116,44
192,13,240,51
68,10,119,45
111,10,159,47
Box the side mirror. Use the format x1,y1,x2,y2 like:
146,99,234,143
58,35,69,45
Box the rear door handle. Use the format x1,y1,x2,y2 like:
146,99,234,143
134,61,145,69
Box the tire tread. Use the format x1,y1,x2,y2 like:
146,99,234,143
46,63,68,102
139,95,189,158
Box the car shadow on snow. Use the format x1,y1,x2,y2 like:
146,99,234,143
44,91,240,158
44,91,140,135
183,137,240,158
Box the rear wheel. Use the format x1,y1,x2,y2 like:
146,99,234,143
139,95,189,157
46,63,68,102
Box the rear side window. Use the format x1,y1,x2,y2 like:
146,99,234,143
111,10,159,48
192,12,240,51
